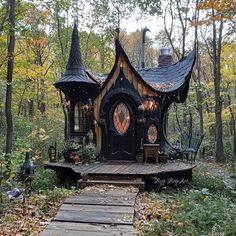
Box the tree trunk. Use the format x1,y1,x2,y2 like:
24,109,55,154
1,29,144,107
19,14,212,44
212,15,225,162
5,0,16,174
193,0,204,157
229,106,236,159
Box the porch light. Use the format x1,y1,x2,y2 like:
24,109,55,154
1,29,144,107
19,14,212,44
143,98,157,112
19,152,35,181
82,98,93,114
48,145,56,162
65,99,71,109
148,100,154,110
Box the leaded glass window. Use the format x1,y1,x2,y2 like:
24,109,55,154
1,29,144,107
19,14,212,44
147,124,157,143
113,102,130,134
74,102,89,133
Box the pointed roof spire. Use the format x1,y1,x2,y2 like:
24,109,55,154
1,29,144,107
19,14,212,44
64,23,84,75
54,23,98,89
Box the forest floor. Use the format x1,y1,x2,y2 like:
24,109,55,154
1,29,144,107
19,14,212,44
0,159,235,235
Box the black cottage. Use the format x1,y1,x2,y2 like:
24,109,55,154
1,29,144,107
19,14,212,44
54,24,195,162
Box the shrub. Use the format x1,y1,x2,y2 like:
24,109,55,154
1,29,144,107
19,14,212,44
145,168,236,236
32,168,58,192
82,143,97,163
192,168,232,196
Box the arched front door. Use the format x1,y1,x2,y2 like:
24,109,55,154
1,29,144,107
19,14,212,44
107,100,136,161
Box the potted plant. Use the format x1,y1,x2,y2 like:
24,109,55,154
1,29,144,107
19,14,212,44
63,141,82,163
81,143,97,163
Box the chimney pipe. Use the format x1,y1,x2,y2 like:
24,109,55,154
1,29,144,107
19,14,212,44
140,27,150,68
158,47,173,67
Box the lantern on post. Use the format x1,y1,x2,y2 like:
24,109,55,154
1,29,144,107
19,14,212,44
19,152,35,182
48,145,56,162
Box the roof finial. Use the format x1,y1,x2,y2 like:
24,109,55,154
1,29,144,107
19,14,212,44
140,27,150,69
115,27,120,40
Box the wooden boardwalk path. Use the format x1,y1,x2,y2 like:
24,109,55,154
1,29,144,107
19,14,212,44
41,186,138,236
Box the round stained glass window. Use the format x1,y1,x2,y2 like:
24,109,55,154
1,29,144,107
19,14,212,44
147,124,157,143
113,102,131,134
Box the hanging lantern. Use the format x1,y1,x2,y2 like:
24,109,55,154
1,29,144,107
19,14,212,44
65,99,71,109
48,145,56,162
19,152,35,181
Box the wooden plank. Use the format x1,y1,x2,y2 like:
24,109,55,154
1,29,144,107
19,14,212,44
41,222,136,236
72,163,102,173
91,164,121,174
78,191,138,198
66,192,137,201
60,204,134,214
54,209,133,225
83,163,105,174
105,164,128,174
113,164,135,174
119,163,141,174
113,164,132,174
42,229,135,236
64,195,136,206
131,164,154,175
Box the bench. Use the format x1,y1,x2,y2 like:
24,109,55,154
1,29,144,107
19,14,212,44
143,144,160,163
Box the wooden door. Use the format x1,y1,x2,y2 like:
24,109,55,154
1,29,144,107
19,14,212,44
107,100,136,161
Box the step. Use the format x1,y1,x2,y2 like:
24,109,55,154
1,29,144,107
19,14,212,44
83,174,141,181
77,179,145,192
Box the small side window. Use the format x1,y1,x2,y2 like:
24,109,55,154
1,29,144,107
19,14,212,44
147,124,158,143
74,102,89,133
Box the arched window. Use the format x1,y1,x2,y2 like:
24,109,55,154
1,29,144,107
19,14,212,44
74,102,89,133
113,102,131,134
147,124,158,143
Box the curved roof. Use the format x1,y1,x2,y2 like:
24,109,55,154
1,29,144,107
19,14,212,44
54,23,98,89
137,51,195,93
92,41,195,94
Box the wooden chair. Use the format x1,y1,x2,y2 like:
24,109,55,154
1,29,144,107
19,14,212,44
143,144,160,163
173,133,205,162
182,133,205,162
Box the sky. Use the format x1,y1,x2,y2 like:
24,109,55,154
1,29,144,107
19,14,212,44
121,13,162,38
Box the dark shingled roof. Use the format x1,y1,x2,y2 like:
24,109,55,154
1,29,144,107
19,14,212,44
91,48,195,94
54,23,98,89
137,51,196,93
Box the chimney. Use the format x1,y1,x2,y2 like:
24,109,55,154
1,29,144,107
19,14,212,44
158,47,173,67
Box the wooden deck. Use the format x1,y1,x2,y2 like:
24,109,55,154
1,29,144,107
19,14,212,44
44,160,196,177
41,186,138,236
44,160,196,191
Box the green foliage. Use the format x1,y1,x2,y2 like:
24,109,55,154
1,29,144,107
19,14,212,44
173,191,235,235
192,167,232,196
43,187,75,203
137,0,162,16
32,168,58,192
37,187,77,215
145,168,236,236
82,143,97,163
63,140,82,156
229,159,236,180
62,141,97,163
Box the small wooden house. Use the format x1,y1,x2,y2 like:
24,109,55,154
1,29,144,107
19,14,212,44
54,24,195,162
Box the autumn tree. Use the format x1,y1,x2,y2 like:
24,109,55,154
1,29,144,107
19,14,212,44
5,0,16,174
197,0,236,162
